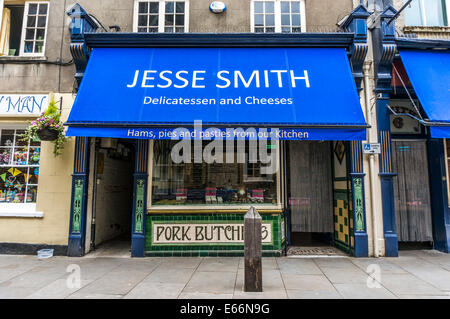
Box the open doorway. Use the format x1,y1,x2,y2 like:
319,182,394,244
287,141,348,256
86,138,135,257
286,141,355,256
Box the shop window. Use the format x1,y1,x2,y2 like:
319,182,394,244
404,0,449,27
150,140,280,208
251,0,305,33
0,129,40,204
134,0,188,33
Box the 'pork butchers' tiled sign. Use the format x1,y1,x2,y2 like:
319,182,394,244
151,222,273,245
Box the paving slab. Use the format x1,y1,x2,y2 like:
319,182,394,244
333,283,397,299
158,257,202,269
67,293,124,299
198,257,240,272
142,267,195,284
286,289,342,299
125,282,186,299
67,262,154,297
350,258,408,274
233,291,288,299
27,279,93,299
319,267,370,284
184,271,236,294
313,257,356,269
178,292,234,299
0,265,67,289
1,251,450,299
277,258,322,275
397,294,450,299
0,255,36,267
235,269,285,293
388,257,450,291
281,274,336,291
406,250,447,259
0,286,37,299
379,273,445,296
238,257,279,270
0,256,44,283
423,257,450,272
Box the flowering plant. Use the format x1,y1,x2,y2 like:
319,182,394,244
21,99,67,156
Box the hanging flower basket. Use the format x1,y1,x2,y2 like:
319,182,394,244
36,127,59,141
21,99,67,156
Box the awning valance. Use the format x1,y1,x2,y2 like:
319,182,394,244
399,50,450,138
66,47,367,140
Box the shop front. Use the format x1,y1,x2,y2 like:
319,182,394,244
375,7,450,255
391,45,450,253
0,94,48,213
0,92,78,255
65,4,371,257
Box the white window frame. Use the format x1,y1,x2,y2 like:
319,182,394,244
133,0,189,33
250,0,306,33
0,0,50,57
19,1,50,57
405,0,450,27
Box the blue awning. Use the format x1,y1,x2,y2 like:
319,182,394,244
66,47,367,140
399,50,450,138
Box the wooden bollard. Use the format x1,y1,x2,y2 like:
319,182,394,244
244,206,262,292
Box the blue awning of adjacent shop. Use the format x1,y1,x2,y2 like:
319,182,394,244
65,47,367,140
399,50,450,138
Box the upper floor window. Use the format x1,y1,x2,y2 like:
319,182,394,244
251,0,305,33
0,1,49,57
133,0,189,33
404,0,449,27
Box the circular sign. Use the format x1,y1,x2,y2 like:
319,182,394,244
209,1,226,13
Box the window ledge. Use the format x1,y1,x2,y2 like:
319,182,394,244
0,203,43,218
0,56,48,63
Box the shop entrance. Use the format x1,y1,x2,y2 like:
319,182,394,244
287,141,341,255
86,138,135,257
392,140,433,249
287,141,355,255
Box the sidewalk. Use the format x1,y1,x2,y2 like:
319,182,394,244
1,250,450,299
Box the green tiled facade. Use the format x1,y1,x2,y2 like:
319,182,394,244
145,213,284,257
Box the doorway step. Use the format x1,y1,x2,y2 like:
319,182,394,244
287,246,348,257
85,235,131,258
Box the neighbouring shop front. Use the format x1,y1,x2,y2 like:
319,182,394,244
0,94,48,215
389,45,450,253
375,7,450,256
65,4,371,257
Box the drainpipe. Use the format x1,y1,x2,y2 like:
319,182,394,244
363,62,380,257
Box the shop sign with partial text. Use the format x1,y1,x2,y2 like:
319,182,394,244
0,94,49,116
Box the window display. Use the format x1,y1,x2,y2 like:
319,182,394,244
151,140,278,207
0,129,40,204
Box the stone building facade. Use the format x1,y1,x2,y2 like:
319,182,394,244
1,0,449,258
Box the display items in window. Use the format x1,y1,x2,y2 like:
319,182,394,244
0,129,40,204
151,140,278,206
